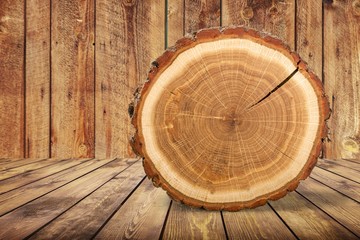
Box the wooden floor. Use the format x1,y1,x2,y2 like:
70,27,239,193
0,158,359,239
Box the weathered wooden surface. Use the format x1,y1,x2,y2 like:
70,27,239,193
323,0,360,160
0,0,25,158
222,0,295,48
131,26,329,210
51,0,95,158
95,0,165,158
0,1,358,160
0,158,359,239
25,0,50,158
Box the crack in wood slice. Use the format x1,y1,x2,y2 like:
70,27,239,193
131,27,330,211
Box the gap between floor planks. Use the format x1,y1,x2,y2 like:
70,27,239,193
0,158,359,239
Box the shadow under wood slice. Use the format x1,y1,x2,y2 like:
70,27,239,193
130,26,330,211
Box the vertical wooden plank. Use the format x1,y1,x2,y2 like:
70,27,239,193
167,0,184,47
163,202,226,239
222,0,295,49
0,0,25,157
323,0,360,159
25,0,50,158
51,0,94,158
184,0,221,33
296,0,322,78
95,0,165,158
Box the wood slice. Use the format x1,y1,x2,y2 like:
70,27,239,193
130,27,330,211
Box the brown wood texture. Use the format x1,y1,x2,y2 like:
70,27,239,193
0,158,88,194
0,158,135,239
0,158,114,216
0,158,359,238
167,0,184,47
323,0,360,159
222,204,296,239
269,192,358,239
222,0,295,48
311,166,360,202
163,202,226,239
25,0,50,158
95,178,170,240
297,178,360,235
0,0,25,157
51,0,95,158
0,1,358,160
296,0,322,79
131,26,329,210
29,160,144,239
184,0,220,33
95,0,165,158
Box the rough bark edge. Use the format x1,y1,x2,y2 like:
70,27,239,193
130,26,330,211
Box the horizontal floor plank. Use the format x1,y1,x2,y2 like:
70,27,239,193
0,158,116,216
0,158,136,239
311,167,360,202
94,179,170,240
223,203,296,239
29,160,145,239
317,158,360,183
0,158,63,181
297,178,360,237
0,158,48,171
323,158,360,172
269,192,357,239
0,159,90,194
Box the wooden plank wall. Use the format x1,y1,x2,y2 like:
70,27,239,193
0,0,359,159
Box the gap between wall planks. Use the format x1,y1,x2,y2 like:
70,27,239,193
0,0,359,159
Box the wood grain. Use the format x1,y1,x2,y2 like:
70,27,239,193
323,0,360,159
223,203,296,239
29,160,144,239
0,158,87,194
51,0,95,158
0,157,56,181
0,158,135,239
184,0,220,33
25,0,50,158
95,0,165,158
0,158,115,216
0,0,25,157
167,0,184,47
295,0,322,78
311,167,360,202
222,0,295,49
269,192,357,239
317,158,360,183
0,158,46,170
297,178,360,236
95,178,170,240
163,202,226,239
131,27,329,210
322,158,360,172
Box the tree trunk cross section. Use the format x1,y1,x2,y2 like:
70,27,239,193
131,27,330,211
